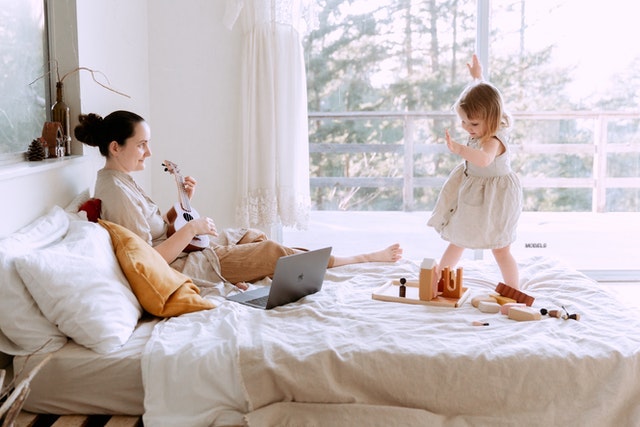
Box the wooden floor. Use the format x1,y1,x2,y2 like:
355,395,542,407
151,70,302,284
15,413,141,427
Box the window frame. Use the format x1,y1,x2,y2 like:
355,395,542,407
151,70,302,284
0,0,81,177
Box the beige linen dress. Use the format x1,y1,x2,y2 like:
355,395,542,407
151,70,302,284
94,169,298,287
427,132,522,249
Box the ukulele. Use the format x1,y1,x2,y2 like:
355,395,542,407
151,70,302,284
162,160,210,252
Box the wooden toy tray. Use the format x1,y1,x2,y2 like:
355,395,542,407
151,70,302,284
372,279,470,308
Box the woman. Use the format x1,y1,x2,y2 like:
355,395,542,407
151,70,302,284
74,110,403,290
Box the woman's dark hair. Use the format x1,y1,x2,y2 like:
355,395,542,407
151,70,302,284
74,110,145,157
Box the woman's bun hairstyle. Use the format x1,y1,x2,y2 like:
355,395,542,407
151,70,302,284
74,113,105,147
73,110,145,157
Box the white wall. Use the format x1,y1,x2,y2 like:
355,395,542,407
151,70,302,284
147,1,242,229
0,0,243,237
0,158,94,238
75,0,153,191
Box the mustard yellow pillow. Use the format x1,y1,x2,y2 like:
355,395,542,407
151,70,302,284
99,219,215,317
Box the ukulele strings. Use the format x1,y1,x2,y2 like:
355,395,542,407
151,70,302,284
175,174,192,213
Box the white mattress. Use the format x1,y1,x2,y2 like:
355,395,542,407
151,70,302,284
14,317,158,415
13,256,640,426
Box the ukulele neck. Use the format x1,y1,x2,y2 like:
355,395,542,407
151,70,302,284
174,173,192,213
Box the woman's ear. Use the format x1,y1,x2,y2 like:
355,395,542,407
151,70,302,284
108,140,120,156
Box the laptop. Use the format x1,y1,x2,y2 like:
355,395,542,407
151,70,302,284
226,247,332,309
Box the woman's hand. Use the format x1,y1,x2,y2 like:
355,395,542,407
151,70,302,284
234,282,249,291
189,216,219,237
155,216,217,264
183,176,197,199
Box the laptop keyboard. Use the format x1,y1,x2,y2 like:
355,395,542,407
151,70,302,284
248,295,269,307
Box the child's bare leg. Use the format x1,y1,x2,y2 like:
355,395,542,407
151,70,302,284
330,243,403,267
438,243,465,276
492,245,519,289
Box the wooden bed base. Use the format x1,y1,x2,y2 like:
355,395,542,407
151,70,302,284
16,412,141,427
4,353,141,427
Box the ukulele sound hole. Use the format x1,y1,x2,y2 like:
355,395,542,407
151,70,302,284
182,212,194,222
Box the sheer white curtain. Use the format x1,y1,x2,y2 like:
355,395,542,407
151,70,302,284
224,0,312,231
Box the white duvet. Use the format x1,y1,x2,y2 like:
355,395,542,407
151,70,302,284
141,257,640,427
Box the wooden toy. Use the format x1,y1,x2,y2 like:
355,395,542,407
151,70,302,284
508,306,541,321
418,258,439,301
478,301,501,313
500,302,525,315
471,295,496,308
398,278,407,297
495,282,535,306
540,308,562,318
540,307,581,321
493,295,517,306
472,321,490,326
440,267,464,299
372,277,470,308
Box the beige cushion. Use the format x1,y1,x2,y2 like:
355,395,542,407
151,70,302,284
98,219,215,317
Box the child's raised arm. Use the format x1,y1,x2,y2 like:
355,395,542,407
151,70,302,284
466,54,483,80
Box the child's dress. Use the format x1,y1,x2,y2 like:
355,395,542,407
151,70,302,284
427,131,522,249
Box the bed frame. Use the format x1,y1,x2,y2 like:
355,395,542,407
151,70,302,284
14,413,140,427
2,353,140,426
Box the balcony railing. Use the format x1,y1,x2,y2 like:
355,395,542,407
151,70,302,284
309,111,640,213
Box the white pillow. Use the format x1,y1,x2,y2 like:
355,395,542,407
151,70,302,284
0,206,70,355
64,188,91,213
64,188,92,222
15,220,143,354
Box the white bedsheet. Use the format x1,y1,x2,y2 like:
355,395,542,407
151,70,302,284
141,257,640,427
17,316,159,415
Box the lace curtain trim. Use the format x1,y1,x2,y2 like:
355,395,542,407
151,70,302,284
237,188,310,230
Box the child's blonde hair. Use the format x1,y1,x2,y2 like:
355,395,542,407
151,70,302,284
454,82,511,139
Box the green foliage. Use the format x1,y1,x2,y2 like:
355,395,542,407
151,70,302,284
305,0,640,212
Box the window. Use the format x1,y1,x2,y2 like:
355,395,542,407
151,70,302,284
488,0,640,213
0,0,49,163
287,0,640,274
303,0,639,213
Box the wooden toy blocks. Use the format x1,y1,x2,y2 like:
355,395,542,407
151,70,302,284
440,267,464,299
495,282,535,307
418,258,439,301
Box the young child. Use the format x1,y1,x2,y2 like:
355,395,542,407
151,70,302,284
427,54,523,289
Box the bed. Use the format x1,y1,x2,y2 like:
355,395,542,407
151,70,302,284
2,196,640,427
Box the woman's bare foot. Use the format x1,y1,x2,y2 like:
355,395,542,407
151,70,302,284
364,243,403,262
331,243,403,267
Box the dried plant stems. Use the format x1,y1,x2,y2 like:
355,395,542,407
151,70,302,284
30,60,130,98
